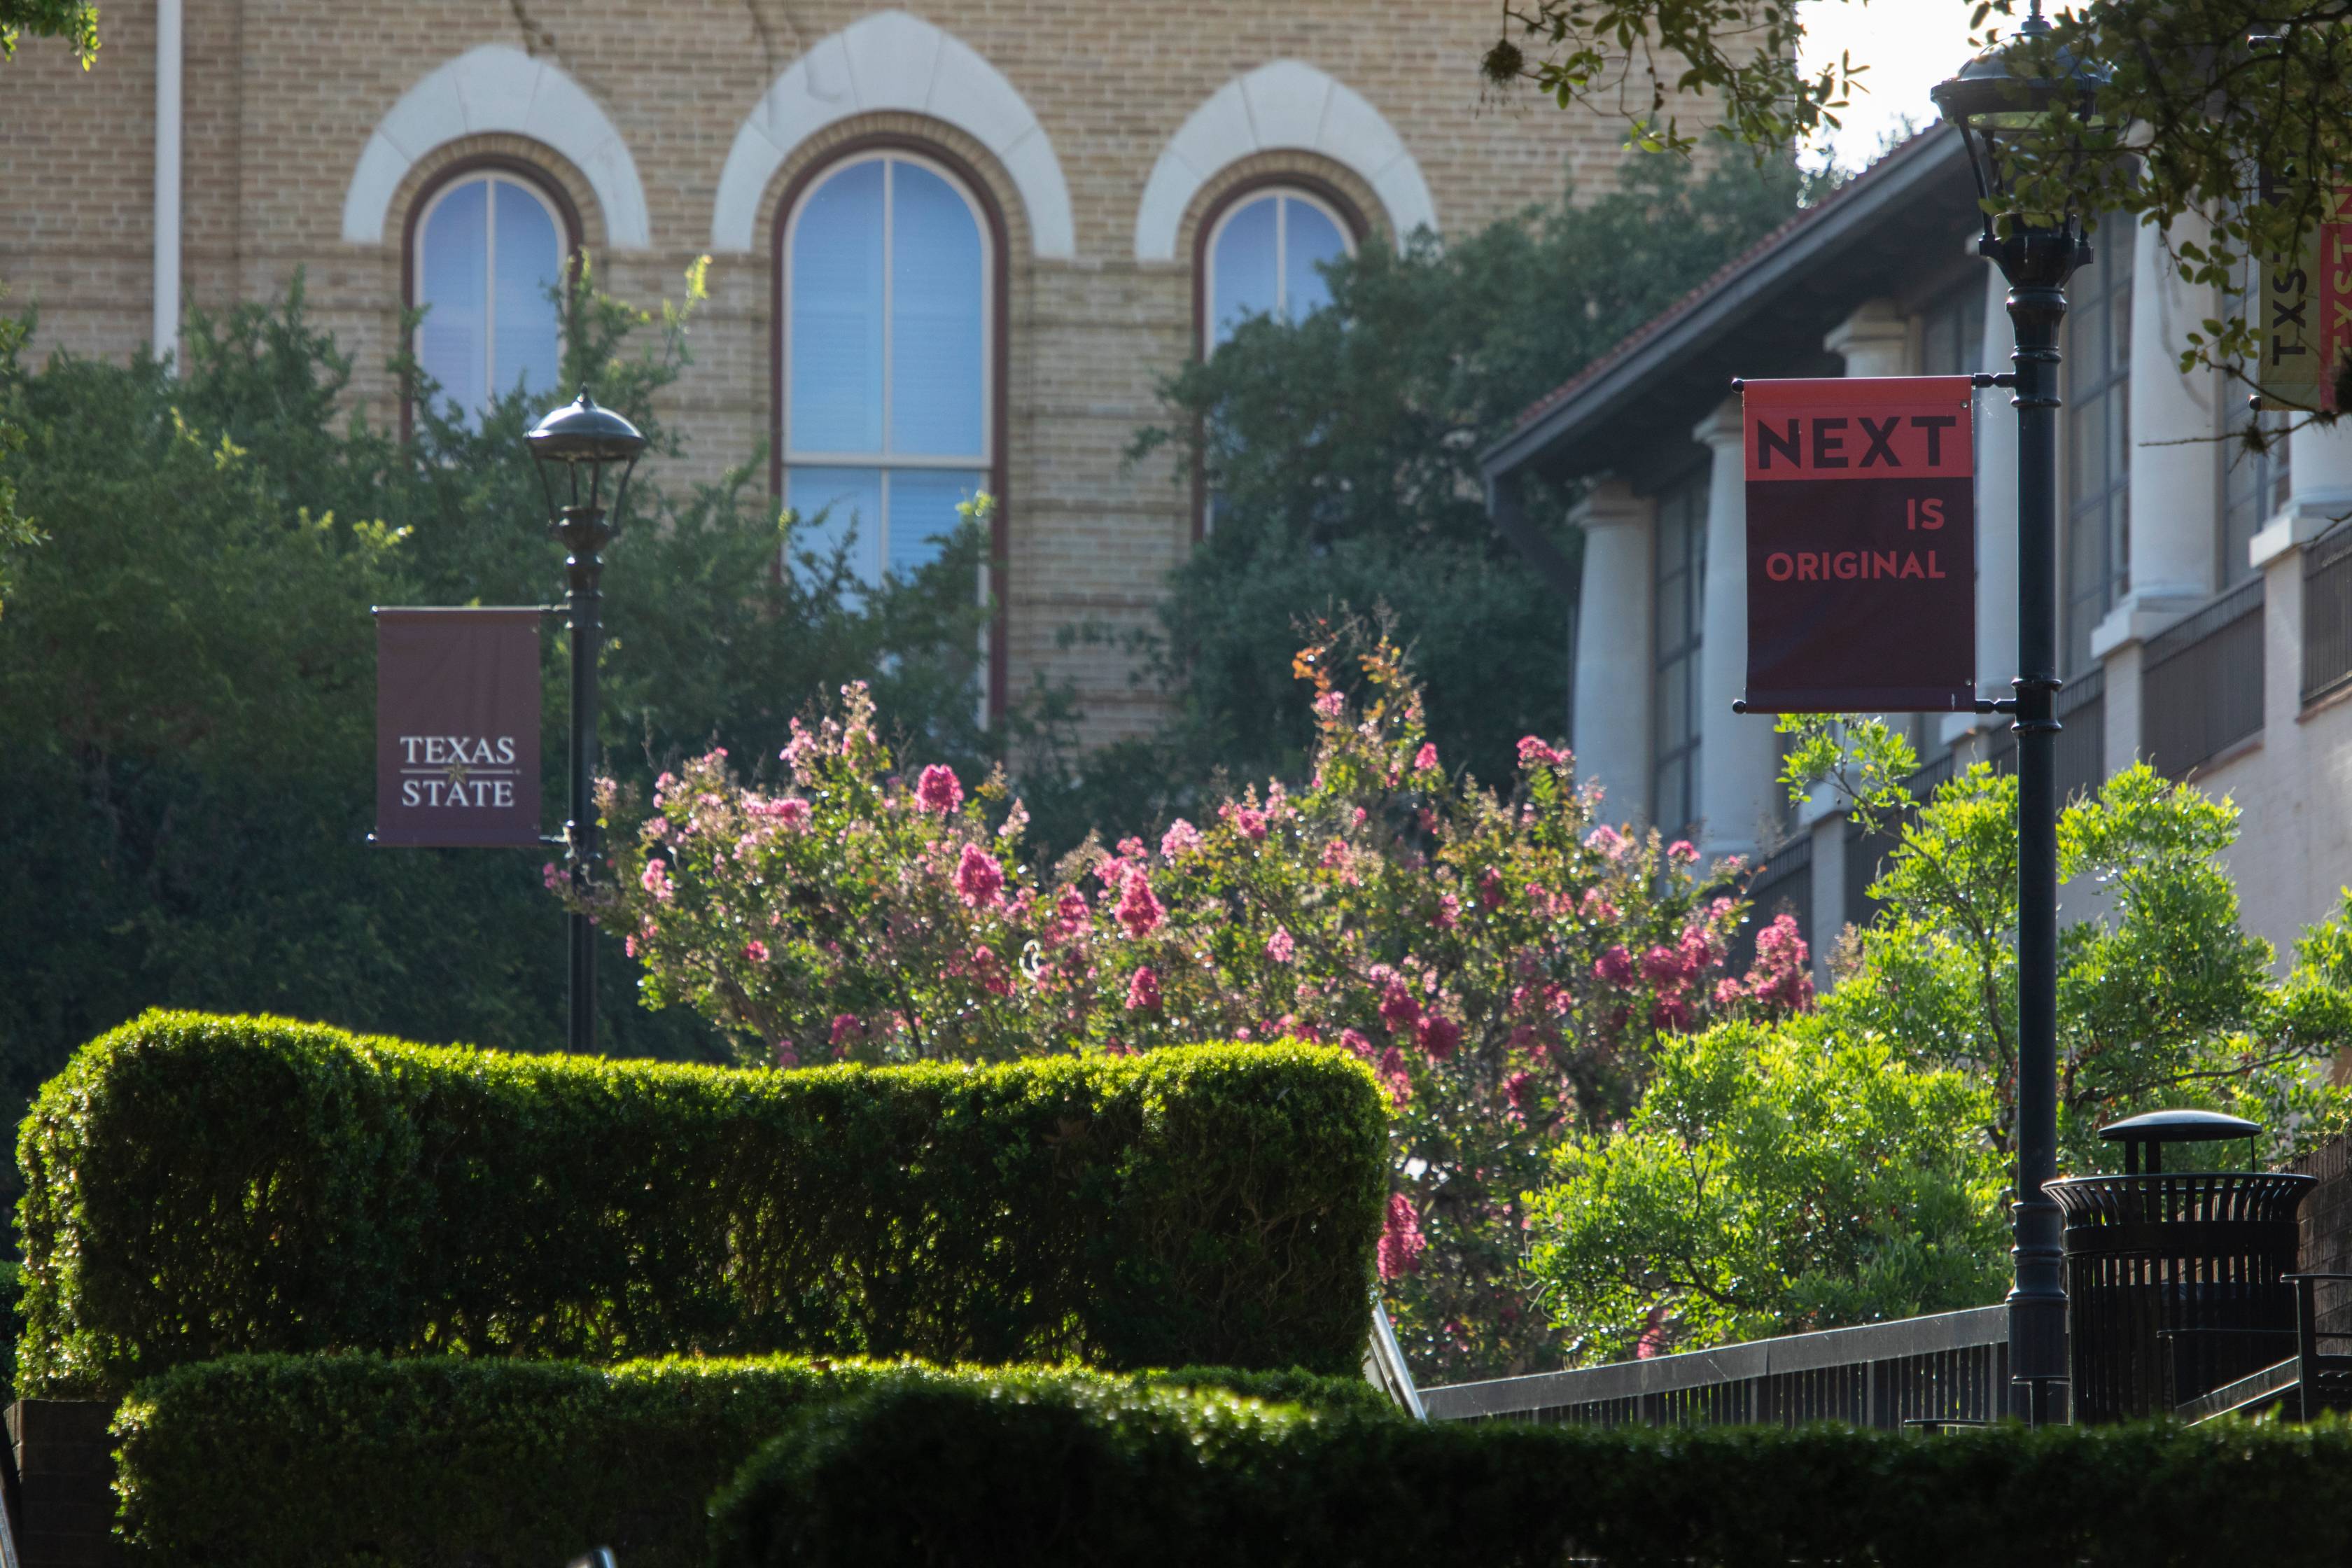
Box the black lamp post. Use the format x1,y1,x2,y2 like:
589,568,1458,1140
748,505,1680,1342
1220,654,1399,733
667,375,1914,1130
1932,2,2107,1428
527,391,647,1057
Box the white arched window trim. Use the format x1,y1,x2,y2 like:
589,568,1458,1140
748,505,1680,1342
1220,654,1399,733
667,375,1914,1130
412,171,569,421
712,9,1072,258
1135,60,1437,263
781,148,995,581
1200,186,1356,357
343,45,648,249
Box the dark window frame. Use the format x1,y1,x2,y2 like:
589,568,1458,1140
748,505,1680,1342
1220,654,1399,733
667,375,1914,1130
2063,217,2134,675
1651,468,1709,839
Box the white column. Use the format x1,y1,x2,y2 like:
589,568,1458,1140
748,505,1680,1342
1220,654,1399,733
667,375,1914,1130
1571,478,1656,827
2248,388,2352,571
1694,399,1776,863
1823,297,1910,379
153,0,183,369
2092,216,2221,659
1949,262,2017,748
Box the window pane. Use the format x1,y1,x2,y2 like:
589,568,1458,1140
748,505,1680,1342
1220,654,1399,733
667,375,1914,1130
1660,660,1690,752
419,180,487,419
1212,196,1279,346
1282,197,1348,321
890,162,986,458
493,181,564,403
786,466,883,588
886,468,986,578
791,160,886,454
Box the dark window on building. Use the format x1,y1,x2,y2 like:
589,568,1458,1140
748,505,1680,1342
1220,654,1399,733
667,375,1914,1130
1920,279,1986,377
2064,216,2133,673
1653,470,1709,837
2223,262,2292,588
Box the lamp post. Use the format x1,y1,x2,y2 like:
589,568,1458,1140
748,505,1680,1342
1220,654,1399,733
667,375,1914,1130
1931,3,2106,1428
527,391,647,1057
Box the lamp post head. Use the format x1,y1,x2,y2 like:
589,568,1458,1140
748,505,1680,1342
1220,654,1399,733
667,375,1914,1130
1931,3,2109,248
526,391,648,528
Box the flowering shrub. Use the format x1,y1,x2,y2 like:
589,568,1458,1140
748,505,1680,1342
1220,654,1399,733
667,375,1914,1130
571,636,1809,1380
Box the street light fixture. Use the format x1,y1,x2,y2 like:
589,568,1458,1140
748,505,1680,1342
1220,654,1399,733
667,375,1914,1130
527,391,647,1057
1932,0,2108,1428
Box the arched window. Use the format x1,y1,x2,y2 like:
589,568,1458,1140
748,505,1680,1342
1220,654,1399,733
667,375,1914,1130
1201,187,1355,354
781,150,992,587
410,167,572,425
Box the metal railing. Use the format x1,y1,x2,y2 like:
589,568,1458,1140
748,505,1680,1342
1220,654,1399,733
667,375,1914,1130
2304,522,2352,706
1420,1306,2009,1430
1730,833,1812,974
2143,578,2265,778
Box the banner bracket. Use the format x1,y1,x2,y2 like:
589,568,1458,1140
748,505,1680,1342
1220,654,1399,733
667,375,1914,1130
1971,372,2018,389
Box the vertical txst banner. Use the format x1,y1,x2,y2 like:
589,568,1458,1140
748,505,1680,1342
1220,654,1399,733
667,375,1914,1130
374,608,543,846
2259,179,2352,413
1742,376,1976,713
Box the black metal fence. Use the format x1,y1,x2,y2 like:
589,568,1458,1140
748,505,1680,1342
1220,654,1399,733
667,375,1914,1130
1730,833,1812,974
2304,522,2352,707
1420,1306,2009,1431
2143,578,2265,778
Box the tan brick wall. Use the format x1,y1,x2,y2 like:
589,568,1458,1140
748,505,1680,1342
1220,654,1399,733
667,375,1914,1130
1,0,1653,746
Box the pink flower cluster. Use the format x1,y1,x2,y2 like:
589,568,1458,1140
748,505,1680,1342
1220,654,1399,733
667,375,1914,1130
1115,867,1165,938
1378,1193,1427,1280
954,843,1004,908
915,764,964,815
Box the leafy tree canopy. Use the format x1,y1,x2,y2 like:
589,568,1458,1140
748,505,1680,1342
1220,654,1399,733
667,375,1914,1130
0,265,991,1205
0,0,95,65
1523,718,2352,1360
1783,715,2352,1168
1050,160,1807,850
1483,1,2352,388
1525,1021,2008,1360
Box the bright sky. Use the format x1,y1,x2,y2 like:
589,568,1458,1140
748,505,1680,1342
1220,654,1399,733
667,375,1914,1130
1797,1,1987,170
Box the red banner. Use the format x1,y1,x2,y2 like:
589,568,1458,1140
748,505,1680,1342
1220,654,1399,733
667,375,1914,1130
374,608,544,847
1742,376,1976,713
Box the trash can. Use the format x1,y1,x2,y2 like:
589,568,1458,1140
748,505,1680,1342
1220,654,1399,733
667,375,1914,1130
2047,1109,2315,1423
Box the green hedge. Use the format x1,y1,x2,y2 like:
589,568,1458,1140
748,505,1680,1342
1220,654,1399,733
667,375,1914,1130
112,1353,1392,1567
20,1011,1387,1395
713,1378,2352,1567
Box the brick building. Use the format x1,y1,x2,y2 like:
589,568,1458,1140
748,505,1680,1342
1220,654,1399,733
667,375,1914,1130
0,2,1642,741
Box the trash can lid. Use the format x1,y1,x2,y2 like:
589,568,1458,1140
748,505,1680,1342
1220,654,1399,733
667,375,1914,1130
2097,1108,2261,1143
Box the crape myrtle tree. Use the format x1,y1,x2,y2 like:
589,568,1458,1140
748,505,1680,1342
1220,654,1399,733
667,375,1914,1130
0,263,994,1211
1483,1,2352,398
567,629,1816,1380
1522,717,2352,1362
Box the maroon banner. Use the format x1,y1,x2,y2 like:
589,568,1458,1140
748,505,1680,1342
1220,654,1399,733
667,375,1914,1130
374,608,543,847
1742,375,1976,713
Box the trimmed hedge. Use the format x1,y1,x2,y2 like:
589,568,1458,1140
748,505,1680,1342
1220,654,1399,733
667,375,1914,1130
713,1378,2352,1567
19,1011,1387,1395
111,1353,1392,1567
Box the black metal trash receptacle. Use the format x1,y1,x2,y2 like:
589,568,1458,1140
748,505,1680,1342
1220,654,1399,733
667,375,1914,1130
2048,1110,2316,1422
